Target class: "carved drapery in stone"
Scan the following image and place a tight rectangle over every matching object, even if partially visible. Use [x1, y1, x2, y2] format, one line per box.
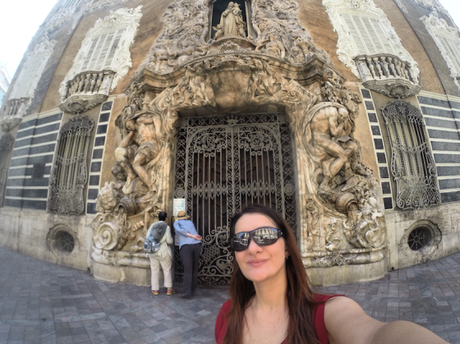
[421, 11, 460, 89]
[382, 99, 440, 209]
[59, 6, 143, 108]
[322, 0, 420, 95]
[91, 0, 386, 275]
[48, 115, 94, 215]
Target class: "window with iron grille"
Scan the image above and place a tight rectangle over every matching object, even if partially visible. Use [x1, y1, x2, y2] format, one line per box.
[48, 115, 94, 215]
[381, 99, 440, 209]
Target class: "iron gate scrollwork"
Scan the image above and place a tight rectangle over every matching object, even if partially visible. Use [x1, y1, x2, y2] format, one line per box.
[173, 113, 297, 285]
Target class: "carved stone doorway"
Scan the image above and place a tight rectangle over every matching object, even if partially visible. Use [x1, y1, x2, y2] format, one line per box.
[173, 113, 297, 285]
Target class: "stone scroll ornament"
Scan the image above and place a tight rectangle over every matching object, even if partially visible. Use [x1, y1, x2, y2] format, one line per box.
[92, 0, 386, 269]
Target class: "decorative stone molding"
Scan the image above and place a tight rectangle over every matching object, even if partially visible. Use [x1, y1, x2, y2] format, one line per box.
[85, 0, 129, 13]
[59, 70, 115, 114]
[322, 0, 419, 80]
[1, 98, 31, 119]
[136, 0, 329, 77]
[421, 11, 460, 89]
[2, 36, 56, 119]
[59, 6, 143, 100]
[354, 54, 421, 98]
[408, 0, 444, 12]
[0, 118, 22, 133]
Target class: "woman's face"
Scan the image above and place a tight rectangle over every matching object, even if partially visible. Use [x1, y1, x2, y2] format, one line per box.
[234, 213, 287, 284]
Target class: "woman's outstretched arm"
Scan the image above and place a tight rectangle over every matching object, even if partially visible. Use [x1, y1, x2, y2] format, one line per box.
[324, 297, 449, 344]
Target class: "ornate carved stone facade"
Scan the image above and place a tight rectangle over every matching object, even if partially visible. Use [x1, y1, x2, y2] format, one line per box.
[91, 0, 386, 278]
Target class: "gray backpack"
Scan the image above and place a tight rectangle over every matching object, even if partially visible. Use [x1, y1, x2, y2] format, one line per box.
[144, 222, 168, 253]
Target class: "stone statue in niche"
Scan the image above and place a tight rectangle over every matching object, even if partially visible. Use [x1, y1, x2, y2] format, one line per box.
[213, 2, 246, 40]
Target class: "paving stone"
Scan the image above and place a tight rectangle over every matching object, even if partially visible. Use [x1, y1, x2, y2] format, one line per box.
[2, 246, 460, 343]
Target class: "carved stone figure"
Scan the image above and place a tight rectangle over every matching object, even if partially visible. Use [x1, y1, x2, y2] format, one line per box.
[307, 104, 356, 191]
[213, 2, 246, 39]
[91, 0, 387, 277]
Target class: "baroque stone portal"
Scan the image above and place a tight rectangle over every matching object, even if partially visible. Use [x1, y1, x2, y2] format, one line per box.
[92, 0, 387, 283]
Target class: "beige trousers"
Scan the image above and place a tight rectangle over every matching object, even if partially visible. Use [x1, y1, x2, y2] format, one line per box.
[149, 253, 173, 290]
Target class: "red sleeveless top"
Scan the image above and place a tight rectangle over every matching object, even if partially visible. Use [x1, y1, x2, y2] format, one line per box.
[215, 294, 340, 344]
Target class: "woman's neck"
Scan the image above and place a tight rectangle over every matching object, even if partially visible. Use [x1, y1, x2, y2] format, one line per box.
[251, 275, 287, 311]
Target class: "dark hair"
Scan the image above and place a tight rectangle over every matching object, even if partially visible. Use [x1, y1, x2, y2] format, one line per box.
[223, 204, 321, 344]
[158, 211, 167, 221]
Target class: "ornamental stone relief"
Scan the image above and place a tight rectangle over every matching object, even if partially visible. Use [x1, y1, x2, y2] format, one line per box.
[421, 11, 460, 89]
[59, 6, 143, 103]
[92, 0, 386, 275]
[132, 0, 329, 78]
[0, 36, 56, 120]
[322, 0, 420, 85]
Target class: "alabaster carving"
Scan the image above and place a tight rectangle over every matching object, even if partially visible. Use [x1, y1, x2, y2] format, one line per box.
[60, 70, 115, 114]
[93, 59, 386, 269]
[91, 0, 386, 270]
[0, 118, 22, 133]
[86, 0, 129, 13]
[354, 54, 421, 98]
[213, 2, 247, 40]
[408, 0, 444, 12]
[59, 6, 143, 100]
[422, 11, 460, 89]
[322, 0, 420, 80]
[0, 98, 31, 120]
[137, 0, 328, 77]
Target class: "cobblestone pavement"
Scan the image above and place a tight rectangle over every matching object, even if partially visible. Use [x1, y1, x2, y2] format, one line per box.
[1, 245, 460, 344]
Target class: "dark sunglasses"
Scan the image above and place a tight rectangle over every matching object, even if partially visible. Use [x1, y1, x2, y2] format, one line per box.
[231, 226, 284, 251]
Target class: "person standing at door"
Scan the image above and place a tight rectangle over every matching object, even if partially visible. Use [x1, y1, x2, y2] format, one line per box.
[147, 211, 174, 296]
[174, 210, 202, 299]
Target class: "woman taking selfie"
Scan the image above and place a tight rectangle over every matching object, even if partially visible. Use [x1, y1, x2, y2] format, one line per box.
[215, 204, 447, 344]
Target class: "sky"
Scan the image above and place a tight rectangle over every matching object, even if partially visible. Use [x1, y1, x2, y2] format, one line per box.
[0, 0, 459, 79]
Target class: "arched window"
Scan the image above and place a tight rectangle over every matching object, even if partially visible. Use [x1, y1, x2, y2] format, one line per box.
[382, 99, 440, 209]
[48, 115, 94, 215]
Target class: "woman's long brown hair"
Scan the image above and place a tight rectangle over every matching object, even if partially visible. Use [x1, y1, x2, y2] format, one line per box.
[222, 204, 321, 344]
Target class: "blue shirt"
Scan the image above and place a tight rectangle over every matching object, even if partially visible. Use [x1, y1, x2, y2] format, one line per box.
[173, 219, 201, 248]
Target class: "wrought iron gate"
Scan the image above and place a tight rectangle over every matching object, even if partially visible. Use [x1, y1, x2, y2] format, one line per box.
[173, 113, 297, 285]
